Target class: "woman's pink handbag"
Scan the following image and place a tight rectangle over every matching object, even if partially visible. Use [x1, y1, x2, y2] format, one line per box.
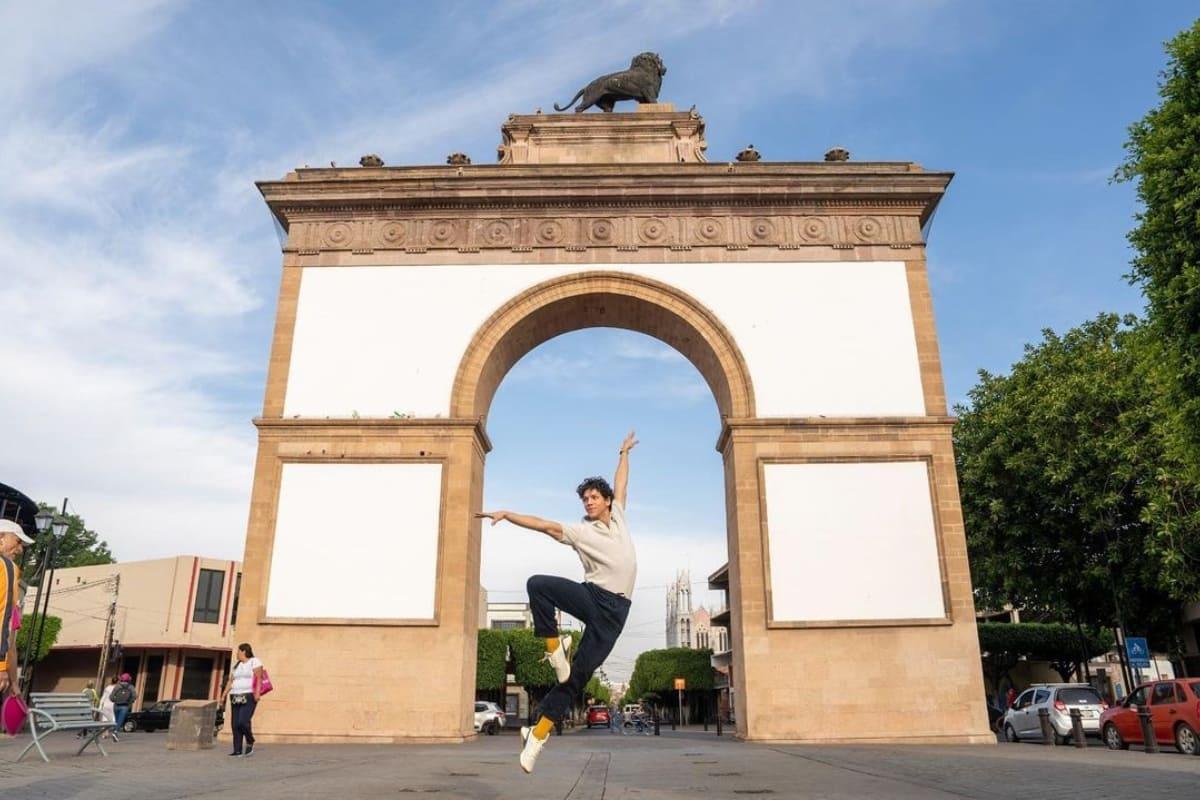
[2, 694, 28, 736]
[254, 668, 274, 697]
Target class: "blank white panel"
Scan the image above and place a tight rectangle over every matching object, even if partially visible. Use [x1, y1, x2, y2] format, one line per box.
[763, 461, 945, 622]
[267, 463, 442, 619]
[284, 262, 926, 419]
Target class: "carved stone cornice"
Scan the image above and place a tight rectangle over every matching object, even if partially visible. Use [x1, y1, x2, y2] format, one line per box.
[284, 212, 925, 254]
[259, 156, 951, 254]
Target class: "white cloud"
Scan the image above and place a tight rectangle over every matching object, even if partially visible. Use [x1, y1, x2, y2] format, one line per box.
[0, 0, 966, 583]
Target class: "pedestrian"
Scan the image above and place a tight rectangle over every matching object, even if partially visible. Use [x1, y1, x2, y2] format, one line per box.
[609, 706, 622, 734]
[1005, 686, 1018, 710]
[477, 431, 638, 774]
[109, 673, 135, 739]
[0, 520, 33, 700]
[77, 681, 101, 738]
[99, 676, 117, 738]
[220, 642, 263, 757]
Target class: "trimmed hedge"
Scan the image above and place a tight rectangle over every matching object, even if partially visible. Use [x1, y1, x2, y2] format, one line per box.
[476, 629, 508, 691]
[476, 628, 583, 690]
[977, 622, 1114, 662]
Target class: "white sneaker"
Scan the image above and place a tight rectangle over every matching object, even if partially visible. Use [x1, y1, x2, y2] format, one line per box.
[544, 636, 571, 684]
[519, 726, 548, 774]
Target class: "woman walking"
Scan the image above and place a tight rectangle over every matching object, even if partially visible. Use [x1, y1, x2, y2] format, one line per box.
[221, 643, 263, 757]
[109, 673, 135, 740]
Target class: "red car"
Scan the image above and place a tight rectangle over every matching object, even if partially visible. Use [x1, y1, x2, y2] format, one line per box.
[585, 706, 610, 728]
[1100, 679, 1200, 755]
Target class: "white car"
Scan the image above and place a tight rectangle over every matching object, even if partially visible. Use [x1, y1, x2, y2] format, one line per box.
[473, 701, 505, 735]
[1002, 683, 1107, 744]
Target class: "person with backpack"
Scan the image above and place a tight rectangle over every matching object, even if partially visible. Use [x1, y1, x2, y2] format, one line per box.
[110, 673, 135, 739]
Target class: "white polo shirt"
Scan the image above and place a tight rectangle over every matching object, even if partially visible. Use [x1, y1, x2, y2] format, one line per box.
[559, 500, 637, 598]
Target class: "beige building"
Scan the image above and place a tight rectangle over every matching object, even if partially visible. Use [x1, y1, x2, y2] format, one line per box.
[708, 563, 734, 722]
[24, 556, 241, 710]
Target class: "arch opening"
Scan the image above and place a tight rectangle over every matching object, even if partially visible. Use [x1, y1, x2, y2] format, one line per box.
[451, 272, 756, 426]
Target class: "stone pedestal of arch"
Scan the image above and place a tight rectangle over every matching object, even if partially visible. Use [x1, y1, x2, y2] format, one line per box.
[235, 106, 993, 744]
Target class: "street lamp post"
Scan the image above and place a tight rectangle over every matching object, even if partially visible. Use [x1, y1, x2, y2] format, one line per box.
[21, 503, 67, 700]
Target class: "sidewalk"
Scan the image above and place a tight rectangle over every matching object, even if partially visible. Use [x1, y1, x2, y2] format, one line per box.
[1, 726, 1198, 799]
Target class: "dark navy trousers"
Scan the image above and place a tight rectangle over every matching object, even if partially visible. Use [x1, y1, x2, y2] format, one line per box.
[527, 574, 631, 723]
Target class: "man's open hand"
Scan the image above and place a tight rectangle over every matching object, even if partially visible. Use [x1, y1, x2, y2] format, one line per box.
[475, 511, 508, 526]
[620, 431, 639, 454]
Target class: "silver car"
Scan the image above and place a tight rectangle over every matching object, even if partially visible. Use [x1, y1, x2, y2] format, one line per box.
[1002, 683, 1107, 744]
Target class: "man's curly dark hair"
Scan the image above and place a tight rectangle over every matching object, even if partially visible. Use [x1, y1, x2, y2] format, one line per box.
[576, 476, 614, 501]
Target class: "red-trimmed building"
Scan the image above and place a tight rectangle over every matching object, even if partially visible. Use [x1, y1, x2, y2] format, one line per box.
[23, 556, 241, 710]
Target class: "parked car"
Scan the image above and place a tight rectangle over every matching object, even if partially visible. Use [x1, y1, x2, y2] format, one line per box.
[473, 701, 505, 735]
[1100, 679, 1200, 755]
[1002, 683, 1106, 744]
[123, 699, 225, 733]
[585, 705, 610, 728]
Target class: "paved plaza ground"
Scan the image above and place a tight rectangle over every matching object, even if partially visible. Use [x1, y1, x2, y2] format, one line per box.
[2, 726, 1199, 799]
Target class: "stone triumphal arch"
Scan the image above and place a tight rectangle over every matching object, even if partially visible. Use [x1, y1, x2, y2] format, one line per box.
[238, 107, 992, 744]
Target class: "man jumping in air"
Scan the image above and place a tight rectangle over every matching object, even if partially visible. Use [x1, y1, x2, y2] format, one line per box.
[476, 431, 638, 774]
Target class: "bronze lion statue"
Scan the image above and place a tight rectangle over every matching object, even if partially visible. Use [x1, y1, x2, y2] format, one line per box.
[554, 52, 667, 113]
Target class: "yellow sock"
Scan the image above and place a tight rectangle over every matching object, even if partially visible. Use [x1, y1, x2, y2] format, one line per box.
[544, 637, 560, 653]
[532, 716, 554, 740]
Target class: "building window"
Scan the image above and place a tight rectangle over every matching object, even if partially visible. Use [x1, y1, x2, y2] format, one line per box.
[193, 569, 225, 624]
[491, 620, 525, 630]
[230, 573, 242, 626]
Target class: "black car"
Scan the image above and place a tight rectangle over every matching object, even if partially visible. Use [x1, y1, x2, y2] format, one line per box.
[123, 699, 225, 733]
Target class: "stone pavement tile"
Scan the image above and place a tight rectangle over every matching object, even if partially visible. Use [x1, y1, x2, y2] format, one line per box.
[2, 728, 1199, 799]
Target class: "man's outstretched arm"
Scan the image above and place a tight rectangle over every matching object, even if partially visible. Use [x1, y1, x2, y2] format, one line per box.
[476, 510, 564, 542]
[613, 430, 638, 508]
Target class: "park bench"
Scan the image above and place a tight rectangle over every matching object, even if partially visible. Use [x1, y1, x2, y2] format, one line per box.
[16, 692, 114, 763]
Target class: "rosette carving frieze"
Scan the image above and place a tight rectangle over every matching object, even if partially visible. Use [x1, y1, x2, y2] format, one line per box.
[290, 213, 922, 254]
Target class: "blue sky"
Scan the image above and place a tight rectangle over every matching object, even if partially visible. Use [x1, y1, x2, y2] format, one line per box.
[2, 1, 1195, 679]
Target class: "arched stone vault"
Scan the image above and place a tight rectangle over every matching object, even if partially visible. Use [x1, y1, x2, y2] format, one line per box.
[451, 271, 755, 424]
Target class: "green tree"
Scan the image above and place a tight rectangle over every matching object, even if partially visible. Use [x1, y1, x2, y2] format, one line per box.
[1116, 20, 1200, 598]
[626, 647, 713, 702]
[585, 676, 611, 705]
[955, 315, 1178, 646]
[29, 504, 115, 569]
[15, 614, 62, 662]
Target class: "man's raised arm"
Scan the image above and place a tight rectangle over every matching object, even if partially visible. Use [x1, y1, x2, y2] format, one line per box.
[476, 510, 565, 542]
[614, 430, 638, 508]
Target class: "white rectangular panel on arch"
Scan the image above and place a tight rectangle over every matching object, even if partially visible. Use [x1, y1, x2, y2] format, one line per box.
[283, 261, 925, 419]
[266, 462, 442, 621]
[762, 460, 946, 624]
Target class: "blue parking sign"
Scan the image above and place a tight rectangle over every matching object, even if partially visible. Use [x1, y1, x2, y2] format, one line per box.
[1126, 637, 1151, 668]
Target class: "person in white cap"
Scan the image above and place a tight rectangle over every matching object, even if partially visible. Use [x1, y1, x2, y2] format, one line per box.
[0, 519, 33, 697]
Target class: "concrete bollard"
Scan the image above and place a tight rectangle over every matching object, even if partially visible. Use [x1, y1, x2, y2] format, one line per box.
[1070, 708, 1087, 748]
[1038, 707, 1056, 745]
[166, 700, 218, 751]
[1137, 705, 1158, 753]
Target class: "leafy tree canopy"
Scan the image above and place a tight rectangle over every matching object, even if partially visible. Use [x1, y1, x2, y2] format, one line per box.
[29, 504, 115, 571]
[626, 647, 713, 702]
[1117, 20, 1200, 476]
[955, 315, 1181, 645]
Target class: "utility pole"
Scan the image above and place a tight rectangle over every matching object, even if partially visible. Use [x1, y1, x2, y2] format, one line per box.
[96, 575, 119, 689]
